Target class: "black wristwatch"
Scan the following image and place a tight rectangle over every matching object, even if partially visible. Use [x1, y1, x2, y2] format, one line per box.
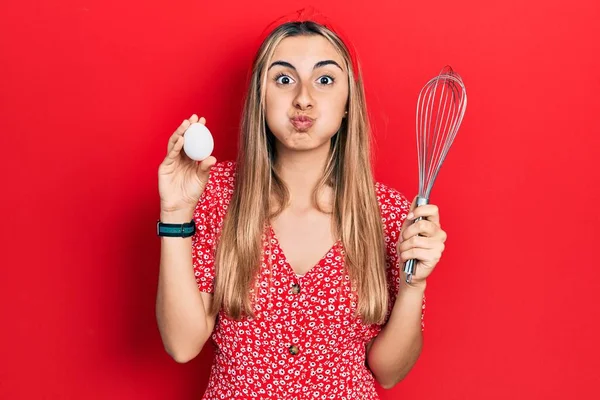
[156, 219, 196, 238]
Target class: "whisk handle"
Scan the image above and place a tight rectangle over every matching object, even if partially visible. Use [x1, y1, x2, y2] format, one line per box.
[403, 196, 429, 284]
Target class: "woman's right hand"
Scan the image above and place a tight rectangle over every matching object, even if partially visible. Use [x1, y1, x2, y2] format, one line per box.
[158, 114, 217, 220]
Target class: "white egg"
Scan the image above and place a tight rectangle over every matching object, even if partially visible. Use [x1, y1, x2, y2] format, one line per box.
[183, 122, 214, 161]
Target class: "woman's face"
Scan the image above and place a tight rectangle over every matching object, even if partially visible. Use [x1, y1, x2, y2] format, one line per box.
[265, 34, 349, 153]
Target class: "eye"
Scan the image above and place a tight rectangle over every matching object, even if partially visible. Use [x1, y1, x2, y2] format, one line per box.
[318, 75, 335, 85]
[274, 72, 295, 85]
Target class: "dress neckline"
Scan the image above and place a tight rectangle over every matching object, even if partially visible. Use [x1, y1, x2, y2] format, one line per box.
[267, 224, 341, 280]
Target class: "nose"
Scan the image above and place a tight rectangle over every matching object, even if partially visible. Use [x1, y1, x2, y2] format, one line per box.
[293, 81, 314, 111]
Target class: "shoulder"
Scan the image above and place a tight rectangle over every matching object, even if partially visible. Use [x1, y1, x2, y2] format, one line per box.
[207, 160, 236, 189]
[193, 160, 236, 218]
[202, 160, 236, 201]
[375, 181, 411, 219]
[374, 181, 411, 239]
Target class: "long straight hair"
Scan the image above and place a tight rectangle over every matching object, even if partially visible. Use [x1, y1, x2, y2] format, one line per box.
[211, 21, 388, 325]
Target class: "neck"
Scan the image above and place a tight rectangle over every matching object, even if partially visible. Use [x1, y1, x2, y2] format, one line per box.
[274, 141, 332, 210]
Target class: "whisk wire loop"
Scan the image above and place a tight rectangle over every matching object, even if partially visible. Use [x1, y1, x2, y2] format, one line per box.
[403, 66, 467, 284]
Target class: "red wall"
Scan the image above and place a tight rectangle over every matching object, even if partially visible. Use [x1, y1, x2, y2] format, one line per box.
[1, 0, 598, 398]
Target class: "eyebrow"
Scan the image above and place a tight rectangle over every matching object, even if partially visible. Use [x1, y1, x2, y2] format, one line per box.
[268, 60, 344, 73]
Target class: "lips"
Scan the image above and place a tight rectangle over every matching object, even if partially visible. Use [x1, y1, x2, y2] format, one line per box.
[290, 116, 314, 130]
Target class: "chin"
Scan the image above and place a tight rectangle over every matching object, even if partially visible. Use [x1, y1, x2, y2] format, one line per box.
[282, 134, 332, 152]
[283, 138, 317, 151]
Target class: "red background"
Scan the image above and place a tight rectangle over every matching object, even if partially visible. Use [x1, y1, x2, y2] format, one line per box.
[1, 0, 599, 398]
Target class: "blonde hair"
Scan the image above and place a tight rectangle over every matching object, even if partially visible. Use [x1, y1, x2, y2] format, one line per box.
[211, 21, 388, 325]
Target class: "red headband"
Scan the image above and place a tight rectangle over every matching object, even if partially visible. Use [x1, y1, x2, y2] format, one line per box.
[253, 6, 360, 82]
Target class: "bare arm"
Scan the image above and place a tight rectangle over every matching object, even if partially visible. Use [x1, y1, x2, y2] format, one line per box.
[156, 115, 218, 363]
[156, 210, 217, 363]
[366, 280, 426, 389]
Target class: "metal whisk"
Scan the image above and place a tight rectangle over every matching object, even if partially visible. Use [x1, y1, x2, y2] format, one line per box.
[403, 66, 467, 284]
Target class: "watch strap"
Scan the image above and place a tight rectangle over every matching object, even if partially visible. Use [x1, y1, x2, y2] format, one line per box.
[156, 219, 196, 237]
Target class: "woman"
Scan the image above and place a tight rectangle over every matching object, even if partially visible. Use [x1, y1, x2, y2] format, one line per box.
[156, 7, 447, 399]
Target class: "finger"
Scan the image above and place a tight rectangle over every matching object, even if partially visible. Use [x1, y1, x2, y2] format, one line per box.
[402, 219, 439, 241]
[181, 118, 191, 132]
[165, 135, 185, 164]
[190, 114, 199, 124]
[398, 235, 443, 253]
[167, 119, 192, 154]
[399, 196, 417, 243]
[410, 204, 440, 226]
[406, 195, 418, 216]
[401, 247, 442, 266]
[199, 116, 206, 125]
[399, 247, 433, 263]
[177, 118, 192, 134]
[196, 156, 217, 177]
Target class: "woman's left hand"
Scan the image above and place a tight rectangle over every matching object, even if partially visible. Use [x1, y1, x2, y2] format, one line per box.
[398, 196, 447, 288]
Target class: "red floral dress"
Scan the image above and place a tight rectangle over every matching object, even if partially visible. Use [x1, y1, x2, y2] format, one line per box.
[192, 161, 425, 400]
